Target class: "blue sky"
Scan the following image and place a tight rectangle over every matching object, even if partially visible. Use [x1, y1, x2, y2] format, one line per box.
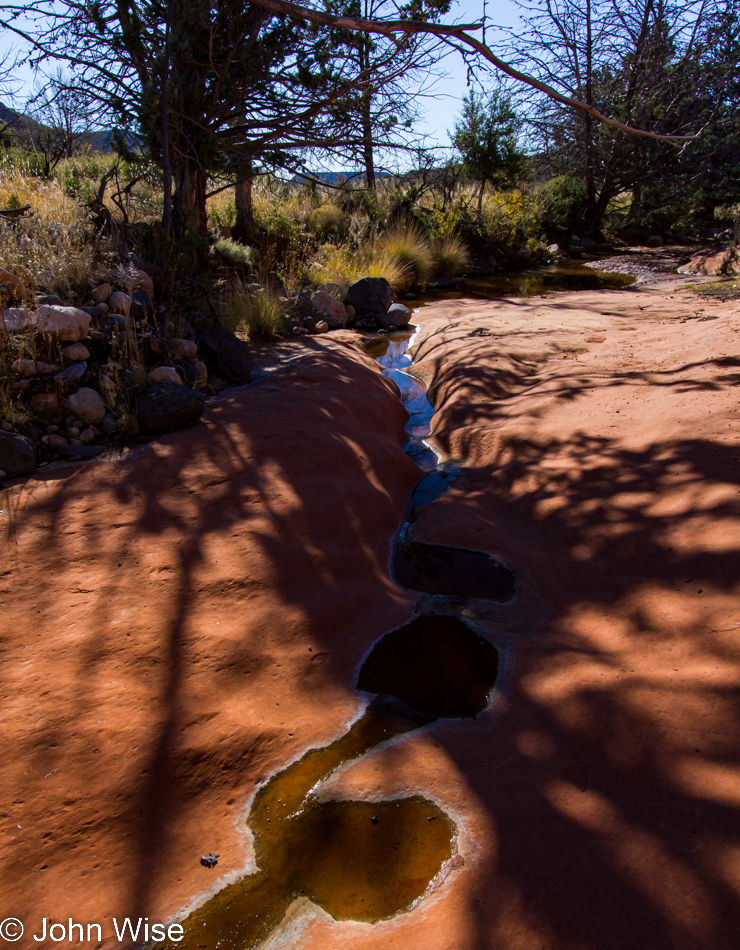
[415, 0, 521, 147]
[1, 0, 522, 150]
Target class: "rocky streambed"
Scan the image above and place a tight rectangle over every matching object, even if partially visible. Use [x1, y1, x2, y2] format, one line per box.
[2, 260, 740, 950]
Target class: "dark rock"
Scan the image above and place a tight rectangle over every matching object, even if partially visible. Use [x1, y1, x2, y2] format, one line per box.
[468, 258, 495, 276]
[174, 359, 198, 388]
[198, 325, 252, 384]
[84, 306, 109, 319]
[57, 444, 104, 459]
[346, 277, 393, 316]
[380, 303, 412, 329]
[36, 294, 63, 306]
[290, 292, 315, 315]
[427, 275, 455, 290]
[646, 235, 664, 247]
[0, 431, 36, 475]
[200, 852, 219, 869]
[579, 235, 598, 248]
[53, 362, 87, 385]
[302, 315, 317, 333]
[131, 288, 154, 323]
[137, 382, 205, 431]
[101, 413, 117, 435]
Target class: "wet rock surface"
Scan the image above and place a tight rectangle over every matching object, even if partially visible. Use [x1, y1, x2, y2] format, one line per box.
[393, 540, 515, 601]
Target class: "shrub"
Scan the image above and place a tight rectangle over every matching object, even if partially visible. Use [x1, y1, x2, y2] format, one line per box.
[432, 235, 470, 277]
[212, 237, 253, 268]
[307, 203, 346, 241]
[479, 189, 544, 248]
[375, 224, 434, 288]
[220, 285, 285, 340]
[537, 176, 588, 231]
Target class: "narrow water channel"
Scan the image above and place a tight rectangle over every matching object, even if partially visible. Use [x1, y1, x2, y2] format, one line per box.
[165, 262, 634, 949]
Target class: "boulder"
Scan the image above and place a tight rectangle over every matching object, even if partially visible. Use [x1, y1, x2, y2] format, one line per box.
[345, 277, 393, 316]
[344, 304, 356, 322]
[131, 288, 154, 323]
[0, 269, 22, 294]
[318, 281, 348, 301]
[0, 430, 36, 476]
[137, 382, 205, 431]
[174, 360, 198, 388]
[98, 373, 116, 394]
[580, 235, 598, 248]
[11, 359, 61, 376]
[44, 433, 69, 449]
[54, 362, 88, 385]
[108, 291, 131, 315]
[148, 365, 182, 386]
[2, 308, 34, 332]
[37, 294, 63, 306]
[646, 235, 664, 247]
[61, 343, 90, 361]
[379, 302, 412, 329]
[678, 247, 740, 277]
[90, 283, 112, 304]
[36, 305, 91, 342]
[67, 387, 106, 425]
[169, 338, 198, 359]
[194, 361, 208, 389]
[131, 268, 155, 295]
[31, 393, 60, 414]
[199, 325, 252, 384]
[313, 320, 329, 334]
[310, 290, 347, 329]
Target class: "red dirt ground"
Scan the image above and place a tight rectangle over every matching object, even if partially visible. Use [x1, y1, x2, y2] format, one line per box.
[2, 277, 740, 950]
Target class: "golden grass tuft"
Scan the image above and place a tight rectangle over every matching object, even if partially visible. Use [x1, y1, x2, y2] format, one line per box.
[375, 224, 434, 288]
[432, 234, 470, 277]
[307, 245, 409, 292]
[220, 284, 285, 340]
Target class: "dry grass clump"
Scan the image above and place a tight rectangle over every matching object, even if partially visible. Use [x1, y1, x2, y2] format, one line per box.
[220, 284, 285, 340]
[0, 170, 82, 227]
[307, 203, 346, 241]
[432, 234, 470, 277]
[307, 245, 408, 292]
[375, 224, 434, 288]
[0, 218, 114, 301]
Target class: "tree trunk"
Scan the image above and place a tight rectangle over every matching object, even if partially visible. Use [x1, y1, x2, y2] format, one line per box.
[359, 34, 376, 193]
[477, 178, 487, 212]
[233, 176, 258, 244]
[360, 88, 376, 192]
[172, 158, 208, 238]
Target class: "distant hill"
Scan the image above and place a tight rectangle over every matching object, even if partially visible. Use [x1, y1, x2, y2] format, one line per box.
[0, 99, 119, 152]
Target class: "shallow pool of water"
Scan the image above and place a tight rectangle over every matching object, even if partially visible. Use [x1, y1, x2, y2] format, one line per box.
[415, 263, 636, 304]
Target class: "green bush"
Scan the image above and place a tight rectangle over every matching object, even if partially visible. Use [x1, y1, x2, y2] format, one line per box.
[479, 189, 544, 248]
[212, 237, 253, 268]
[537, 176, 588, 231]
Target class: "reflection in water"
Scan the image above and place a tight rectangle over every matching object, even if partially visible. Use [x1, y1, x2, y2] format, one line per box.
[372, 334, 438, 473]
[417, 264, 636, 303]
[394, 540, 516, 602]
[165, 611, 502, 950]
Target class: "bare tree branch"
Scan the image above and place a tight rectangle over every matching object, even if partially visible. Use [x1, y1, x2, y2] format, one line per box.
[247, 0, 698, 146]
